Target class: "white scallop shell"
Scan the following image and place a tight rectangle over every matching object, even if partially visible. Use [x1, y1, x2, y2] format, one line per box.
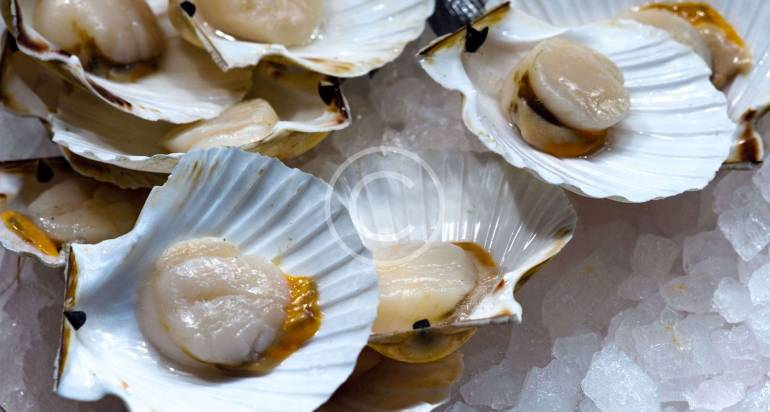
[2, 0, 251, 123]
[174, 0, 434, 76]
[508, 0, 769, 165]
[56, 148, 379, 412]
[419, 3, 737, 202]
[330, 149, 576, 327]
[0, 44, 351, 177]
[0, 158, 145, 267]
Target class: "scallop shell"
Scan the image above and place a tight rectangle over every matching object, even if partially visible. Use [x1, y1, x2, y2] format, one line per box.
[507, 0, 768, 166]
[171, 0, 434, 76]
[419, 2, 737, 202]
[0, 158, 146, 267]
[2, 0, 251, 123]
[320, 348, 464, 411]
[0, 41, 350, 178]
[329, 149, 576, 362]
[56, 148, 378, 412]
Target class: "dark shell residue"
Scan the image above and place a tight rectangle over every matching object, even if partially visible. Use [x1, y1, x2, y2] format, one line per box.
[429, 0, 487, 35]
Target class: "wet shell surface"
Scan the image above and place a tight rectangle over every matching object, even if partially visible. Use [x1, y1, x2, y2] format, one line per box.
[508, 0, 769, 166]
[420, 2, 737, 202]
[170, 0, 434, 76]
[56, 148, 378, 412]
[320, 348, 464, 411]
[2, 0, 251, 123]
[330, 150, 576, 361]
[0, 45, 350, 177]
[0, 158, 145, 267]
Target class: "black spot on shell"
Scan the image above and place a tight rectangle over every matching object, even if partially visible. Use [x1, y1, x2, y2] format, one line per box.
[412, 319, 431, 330]
[7, 37, 18, 53]
[64, 311, 87, 331]
[180, 1, 197, 17]
[318, 81, 337, 106]
[36, 160, 54, 183]
[464, 24, 489, 53]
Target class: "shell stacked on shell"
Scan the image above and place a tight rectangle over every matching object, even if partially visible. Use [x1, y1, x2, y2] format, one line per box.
[0, 1, 766, 411]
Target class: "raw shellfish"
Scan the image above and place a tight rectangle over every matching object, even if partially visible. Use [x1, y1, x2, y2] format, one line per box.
[57, 148, 378, 411]
[330, 150, 576, 362]
[0, 158, 145, 266]
[420, 3, 735, 202]
[168, 0, 435, 76]
[2, 0, 251, 123]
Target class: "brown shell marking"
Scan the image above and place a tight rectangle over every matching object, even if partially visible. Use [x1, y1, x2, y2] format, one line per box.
[733, 108, 765, 164]
[305, 57, 356, 75]
[55, 250, 79, 386]
[515, 226, 575, 292]
[641, 2, 745, 47]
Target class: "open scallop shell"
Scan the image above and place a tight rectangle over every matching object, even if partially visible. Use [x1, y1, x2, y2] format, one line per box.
[329, 149, 576, 362]
[1, 0, 251, 123]
[419, 2, 737, 202]
[56, 148, 378, 412]
[0, 158, 146, 267]
[508, 0, 768, 166]
[320, 348, 464, 411]
[171, 0, 434, 77]
[0, 39, 350, 178]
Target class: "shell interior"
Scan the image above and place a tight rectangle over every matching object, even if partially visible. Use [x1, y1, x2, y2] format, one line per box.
[56, 148, 378, 412]
[0, 158, 146, 267]
[420, 2, 736, 202]
[172, 0, 435, 76]
[0, 42, 351, 177]
[507, 0, 769, 166]
[2, 0, 251, 123]
[331, 150, 576, 358]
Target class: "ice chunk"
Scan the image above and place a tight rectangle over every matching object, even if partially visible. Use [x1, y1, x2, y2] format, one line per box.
[513, 359, 583, 412]
[542, 250, 628, 338]
[660, 273, 715, 314]
[748, 263, 770, 306]
[605, 306, 657, 358]
[682, 230, 734, 272]
[718, 197, 770, 261]
[661, 404, 688, 412]
[715, 171, 754, 213]
[631, 234, 680, 279]
[713, 278, 753, 323]
[738, 251, 770, 284]
[753, 157, 770, 202]
[460, 363, 522, 409]
[688, 256, 738, 283]
[725, 379, 770, 412]
[618, 274, 659, 301]
[684, 375, 746, 410]
[659, 307, 685, 327]
[633, 318, 723, 382]
[581, 346, 659, 412]
[746, 304, 770, 357]
[447, 402, 480, 412]
[578, 397, 602, 412]
[711, 326, 765, 387]
[552, 329, 601, 373]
